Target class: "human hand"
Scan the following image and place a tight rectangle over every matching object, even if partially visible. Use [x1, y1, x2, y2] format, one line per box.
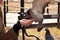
[20, 19, 34, 26]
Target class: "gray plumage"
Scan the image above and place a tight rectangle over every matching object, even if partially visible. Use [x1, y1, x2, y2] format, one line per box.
[26, 0, 57, 32]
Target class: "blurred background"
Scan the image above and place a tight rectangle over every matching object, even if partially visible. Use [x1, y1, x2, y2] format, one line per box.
[1, 0, 60, 40]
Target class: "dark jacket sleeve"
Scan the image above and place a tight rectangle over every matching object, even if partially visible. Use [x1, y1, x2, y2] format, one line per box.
[13, 21, 22, 36]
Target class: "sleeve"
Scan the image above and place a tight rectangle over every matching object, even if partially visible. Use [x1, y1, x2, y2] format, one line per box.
[0, 29, 18, 40]
[0, 22, 22, 40]
[13, 21, 22, 36]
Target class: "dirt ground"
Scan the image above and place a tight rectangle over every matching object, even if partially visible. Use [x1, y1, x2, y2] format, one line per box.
[5, 27, 60, 40]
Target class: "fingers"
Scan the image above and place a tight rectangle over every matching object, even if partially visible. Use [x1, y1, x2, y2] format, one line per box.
[19, 19, 34, 26]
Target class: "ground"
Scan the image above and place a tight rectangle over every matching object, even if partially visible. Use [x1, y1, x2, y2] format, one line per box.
[5, 27, 60, 40]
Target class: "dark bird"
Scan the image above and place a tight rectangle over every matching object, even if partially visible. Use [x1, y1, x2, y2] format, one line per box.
[45, 29, 54, 40]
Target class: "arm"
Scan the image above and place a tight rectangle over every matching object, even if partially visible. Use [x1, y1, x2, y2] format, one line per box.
[0, 19, 34, 40]
[0, 28, 18, 40]
[0, 22, 21, 40]
[13, 19, 34, 36]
